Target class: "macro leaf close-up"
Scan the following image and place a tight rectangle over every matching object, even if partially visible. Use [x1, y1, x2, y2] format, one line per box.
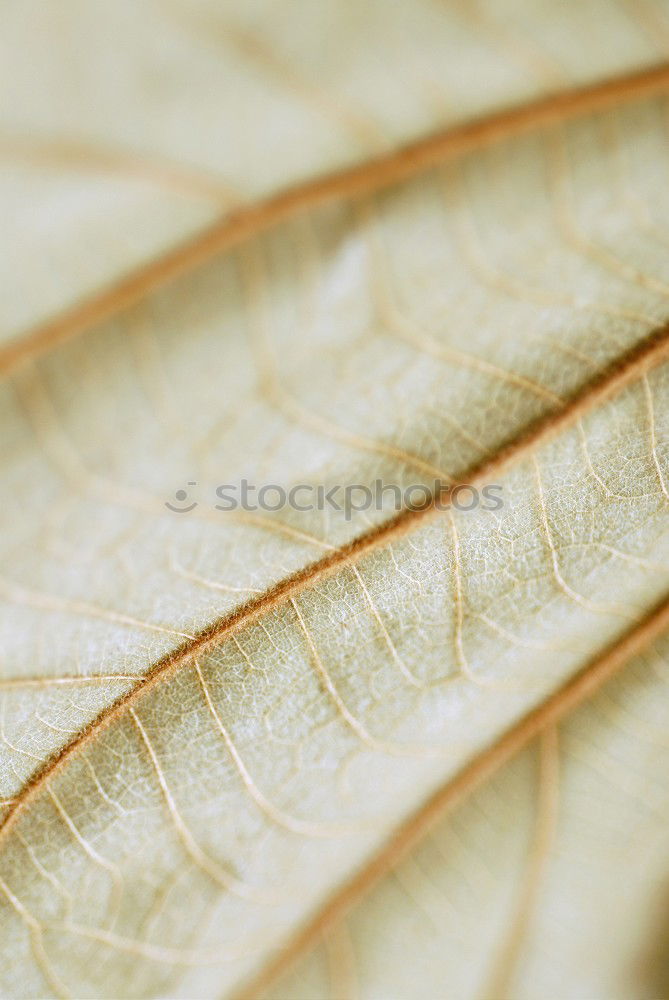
[4, 2, 669, 998]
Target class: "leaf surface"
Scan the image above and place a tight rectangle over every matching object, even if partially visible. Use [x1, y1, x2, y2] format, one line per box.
[2, 0, 668, 342]
[3, 4, 669, 998]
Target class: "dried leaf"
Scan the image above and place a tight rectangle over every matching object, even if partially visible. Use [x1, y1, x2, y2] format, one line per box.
[3, 3, 669, 998]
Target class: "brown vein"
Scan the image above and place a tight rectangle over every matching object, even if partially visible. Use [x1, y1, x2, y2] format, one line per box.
[2, 322, 669, 845]
[130, 708, 281, 905]
[0, 873, 69, 998]
[2, 62, 669, 377]
[324, 921, 358, 1000]
[193, 657, 374, 837]
[0, 674, 142, 690]
[0, 134, 241, 204]
[236, 593, 669, 1000]
[480, 726, 560, 999]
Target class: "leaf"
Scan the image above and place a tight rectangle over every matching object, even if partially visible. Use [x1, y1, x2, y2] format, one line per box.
[3, 3, 669, 998]
[268, 636, 669, 1000]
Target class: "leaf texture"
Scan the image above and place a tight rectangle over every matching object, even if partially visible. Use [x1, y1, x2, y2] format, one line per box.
[267, 633, 669, 999]
[4, 3, 669, 998]
[3, 0, 669, 344]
